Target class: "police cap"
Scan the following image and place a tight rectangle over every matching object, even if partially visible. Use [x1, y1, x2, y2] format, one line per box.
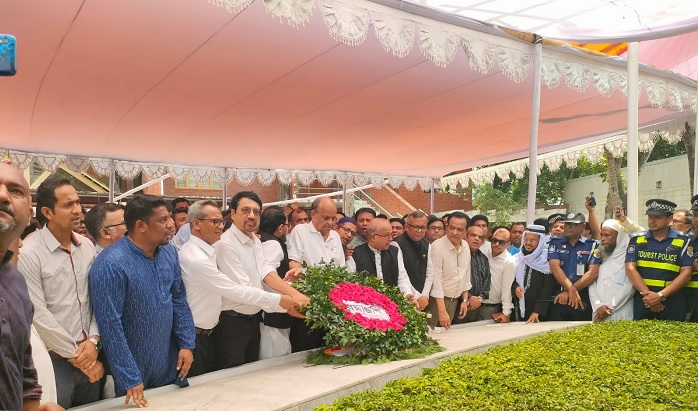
[645, 198, 677, 216]
[691, 194, 698, 211]
[562, 211, 585, 224]
[548, 213, 565, 225]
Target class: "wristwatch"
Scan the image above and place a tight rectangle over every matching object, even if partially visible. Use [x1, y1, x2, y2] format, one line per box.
[657, 291, 667, 302]
[88, 337, 101, 352]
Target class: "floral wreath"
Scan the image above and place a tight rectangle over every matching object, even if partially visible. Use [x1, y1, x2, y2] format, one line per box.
[297, 262, 441, 364]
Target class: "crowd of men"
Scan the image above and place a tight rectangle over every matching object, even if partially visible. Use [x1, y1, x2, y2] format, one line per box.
[2, 162, 698, 409]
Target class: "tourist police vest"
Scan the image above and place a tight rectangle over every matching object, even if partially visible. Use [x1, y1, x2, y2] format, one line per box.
[688, 238, 698, 295]
[351, 243, 399, 287]
[260, 231, 293, 329]
[633, 233, 687, 290]
[393, 234, 428, 291]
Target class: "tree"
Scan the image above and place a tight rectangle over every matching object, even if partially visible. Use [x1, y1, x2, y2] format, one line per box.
[471, 183, 525, 226]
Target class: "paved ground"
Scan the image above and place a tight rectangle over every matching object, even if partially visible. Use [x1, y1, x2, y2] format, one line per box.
[75, 321, 587, 410]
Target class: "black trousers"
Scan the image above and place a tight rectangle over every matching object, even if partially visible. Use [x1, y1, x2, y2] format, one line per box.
[214, 311, 261, 370]
[189, 331, 217, 378]
[289, 317, 325, 353]
[52, 357, 101, 409]
[549, 290, 592, 321]
[634, 291, 685, 321]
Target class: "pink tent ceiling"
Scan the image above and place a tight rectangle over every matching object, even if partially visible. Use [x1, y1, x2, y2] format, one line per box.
[0, 0, 695, 184]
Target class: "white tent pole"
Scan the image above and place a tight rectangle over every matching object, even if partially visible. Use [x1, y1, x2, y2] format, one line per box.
[694, 78, 698, 196]
[627, 42, 639, 222]
[113, 173, 171, 202]
[526, 40, 543, 225]
[264, 183, 376, 207]
[342, 173, 348, 214]
[222, 168, 229, 211]
[108, 167, 115, 203]
[430, 179, 435, 215]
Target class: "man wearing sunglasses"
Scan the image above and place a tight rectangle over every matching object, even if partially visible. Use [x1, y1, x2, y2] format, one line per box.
[393, 211, 432, 311]
[84, 203, 126, 255]
[485, 227, 517, 323]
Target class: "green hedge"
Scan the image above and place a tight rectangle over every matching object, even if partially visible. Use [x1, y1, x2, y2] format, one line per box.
[317, 321, 698, 411]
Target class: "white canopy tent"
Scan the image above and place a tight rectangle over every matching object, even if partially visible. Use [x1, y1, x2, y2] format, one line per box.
[1, 0, 697, 209]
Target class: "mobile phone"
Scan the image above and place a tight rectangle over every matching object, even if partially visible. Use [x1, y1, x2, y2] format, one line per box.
[0, 34, 17, 76]
[588, 192, 596, 207]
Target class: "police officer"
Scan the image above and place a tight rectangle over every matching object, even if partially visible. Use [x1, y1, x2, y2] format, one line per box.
[548, 211, 600, 321]
[548, 213, 566, 237]
[685, 195, 698, 321]
[626, 199, 693, 321]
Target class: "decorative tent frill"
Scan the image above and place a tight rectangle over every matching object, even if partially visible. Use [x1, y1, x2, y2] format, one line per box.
[441, 118, 695, 188]
[0, 149, 434, 192]
[211, 0, 697, 109]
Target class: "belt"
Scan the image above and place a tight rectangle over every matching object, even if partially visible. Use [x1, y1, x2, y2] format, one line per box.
[221, 310, 262, 320]
[195, 327, 214, 336]
[444, 296, 460, 301]
[481, 303, 501, 307]
[643, 278, 673, 288]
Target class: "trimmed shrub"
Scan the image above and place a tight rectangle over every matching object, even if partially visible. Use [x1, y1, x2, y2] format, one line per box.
[317, 321, 698, 410]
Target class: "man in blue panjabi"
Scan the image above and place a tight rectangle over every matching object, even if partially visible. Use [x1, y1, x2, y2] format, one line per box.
[89, 195, 195, 407]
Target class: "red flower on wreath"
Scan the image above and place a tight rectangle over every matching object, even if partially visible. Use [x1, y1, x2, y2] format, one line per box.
[328, 282, 407, 332]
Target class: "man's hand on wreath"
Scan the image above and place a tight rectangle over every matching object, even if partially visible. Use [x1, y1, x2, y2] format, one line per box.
[284, 267, 303, 282]
[292, 292, 310, 309]
[287, 306, 306, 319]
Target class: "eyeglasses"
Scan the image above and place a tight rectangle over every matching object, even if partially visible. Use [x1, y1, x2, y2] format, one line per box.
[103, 221, 126, 230]
[429, 226, 444, 232]
[197, 218, 225, 227]
[239, 207, 261, 217]
[338, 226, 357, 236]
[672, 219, 690, 225]
[563, 222, 581, 227]
[406, 222, 427, 232]
[491, 238, 509, 246]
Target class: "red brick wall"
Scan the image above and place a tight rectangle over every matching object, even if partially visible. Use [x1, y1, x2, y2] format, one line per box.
[363, 187, 471, 217]
[143, 178, 286, 205]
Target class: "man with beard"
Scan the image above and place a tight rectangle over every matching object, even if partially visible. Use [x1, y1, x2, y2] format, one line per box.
[89, 195, 195, 407]
[19, 179, 102, 408]
[625, 199, 693, 321]
[589, 220, 635, 321]
[512, 225, 555, 323]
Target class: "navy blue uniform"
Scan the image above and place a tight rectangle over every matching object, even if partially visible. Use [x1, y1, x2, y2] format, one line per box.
[682, 237, 698, 321]
[547, 236, 600, 321]
[626, 229, 692, 321]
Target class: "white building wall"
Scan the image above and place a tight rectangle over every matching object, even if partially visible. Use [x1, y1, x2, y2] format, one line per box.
[564, 155, 692, 220]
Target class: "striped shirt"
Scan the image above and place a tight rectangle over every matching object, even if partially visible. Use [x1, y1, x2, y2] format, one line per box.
[469, 249, 491, 299]
[18, 226, 97, 358]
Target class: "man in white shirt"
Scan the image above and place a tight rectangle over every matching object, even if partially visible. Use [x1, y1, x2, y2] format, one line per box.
[347, 218, 416, 300]
[19, 178, 103, 409]
[485, 227, 517, 323]
[214, 193, 302, 370]
[286, 197, 344, 351]
[426, 211, 472, 329]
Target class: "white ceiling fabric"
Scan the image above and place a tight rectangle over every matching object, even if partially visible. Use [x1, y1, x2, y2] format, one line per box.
[0, 0, 696, 189]
[404, 0, 698, 42]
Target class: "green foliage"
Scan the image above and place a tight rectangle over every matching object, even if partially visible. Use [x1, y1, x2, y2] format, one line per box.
[296, 262, 442, 365]
[471, 182, 525, 226]
[317, 321, 698, 410]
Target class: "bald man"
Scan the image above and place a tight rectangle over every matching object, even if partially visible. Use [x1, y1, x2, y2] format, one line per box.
[286, 197, 345, 352]
[347, 219, 417, 300]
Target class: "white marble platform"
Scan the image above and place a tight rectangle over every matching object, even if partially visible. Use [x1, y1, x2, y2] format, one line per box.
[75, 321, 587, 411]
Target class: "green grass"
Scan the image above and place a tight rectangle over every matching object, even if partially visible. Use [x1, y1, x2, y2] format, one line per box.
[317, 321, 698, 411]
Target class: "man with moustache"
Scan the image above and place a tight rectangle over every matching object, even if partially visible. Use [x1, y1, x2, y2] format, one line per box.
[89, 195, 196, 407]
[486, 227, 516, 323]
[215, 192, 303, 367]
[348, 207, 376, 248]
[0, 162, 63, 411]
[335, 217, 357, 260]
[19, 179, 102, 408]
